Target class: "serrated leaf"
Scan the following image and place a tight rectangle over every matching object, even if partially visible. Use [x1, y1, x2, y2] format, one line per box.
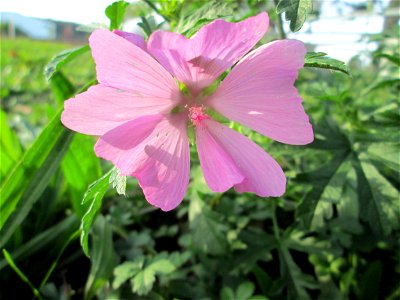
[304, 52, 351, 76]
[189, 190, 229, 254]
[112, 257, 145, 289]
[276, 0, 312, 32]
[80, 169, 112, 257]
[109, 167, 126, 195]
[44, 45, 90, 81]
[132, 268, 156, 296]
[105, 0, 129, 30]
[176, 0, 235, 36]
[296, 152, 350, 229]
[354, 159, 400, 236]
[131, 256, 175, 296]
[278, 245, 315, 299]
[84, 215, 117, 300]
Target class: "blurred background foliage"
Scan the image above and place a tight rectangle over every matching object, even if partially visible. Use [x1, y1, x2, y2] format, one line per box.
[0, 0, 399, 299]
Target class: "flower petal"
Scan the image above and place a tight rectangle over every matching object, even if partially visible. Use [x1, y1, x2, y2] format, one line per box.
[113, 30, 147, 51]
[206, 40, 313, 145]
[147, 12, 269, 95]
[61, 85, 176, 135]
[94, 114, 190, 211]
[196, 119, 286, 197]
[196, 122, 245, 192]
[89, 29, 180, 99]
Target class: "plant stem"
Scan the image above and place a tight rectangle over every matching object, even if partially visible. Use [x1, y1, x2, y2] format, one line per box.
[142, 0, 170, 22]
[273, 0, 286, 39]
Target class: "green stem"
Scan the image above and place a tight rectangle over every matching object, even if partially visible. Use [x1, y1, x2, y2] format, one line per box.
[271, 203, 281, 242]
[273, 0, 286, 39]
[142, 0, 170, 22]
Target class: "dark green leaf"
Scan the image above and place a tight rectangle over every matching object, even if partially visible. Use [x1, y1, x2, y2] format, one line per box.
[0, 215, 78, 270]
[278, 245, 314, 299]
[44, 45, 90, 81]
[354, 159, 399, 236]
[2, 249, 42, 299]
[189, 191, 229, 254]
[105, 1, 129, 30]
[296, 152, 350, 229]
[80, 169, 112, 257]
[84, 215, 117, 300]
[374, 53, 400, 66]
[304, 52, 351, 76]
[276, 0, 313, 32]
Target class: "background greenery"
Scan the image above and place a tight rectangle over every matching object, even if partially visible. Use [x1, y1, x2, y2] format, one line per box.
[1, 0, 399, 299]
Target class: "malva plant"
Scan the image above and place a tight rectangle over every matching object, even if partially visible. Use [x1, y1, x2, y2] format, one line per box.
[61, 12, 313, 211]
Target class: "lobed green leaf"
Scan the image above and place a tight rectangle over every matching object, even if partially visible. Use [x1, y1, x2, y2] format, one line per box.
[304, 52, 351, 76]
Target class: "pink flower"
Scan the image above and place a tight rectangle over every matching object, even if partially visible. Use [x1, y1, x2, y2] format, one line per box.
[61, 12, 313, 211]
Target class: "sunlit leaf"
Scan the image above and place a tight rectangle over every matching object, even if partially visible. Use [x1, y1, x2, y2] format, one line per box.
[44, 45, 90, 81]
[176, 0, 235, 36]
[0, 74, 75, 247]
[109, 167, 126, 196]
[80, 169, 112, 257]
[132, 256, 176, 296]
[0, 110, 22, 182]
[105, 0, 129, 30]
[113, 257, 144, 289]
[304, 52, 351, 76]
[276, 0, 313, 32]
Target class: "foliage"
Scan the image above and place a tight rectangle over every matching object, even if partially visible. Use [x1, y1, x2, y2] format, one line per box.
[1, 1, 399, 299]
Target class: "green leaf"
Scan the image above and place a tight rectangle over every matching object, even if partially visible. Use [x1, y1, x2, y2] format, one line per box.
[236, 281, 255, 300]
[374, 52, 400, 66]
[296, 152, 350, 229]
[278, 245, 314, 299]
[2, 249, 43, 299]
[276, 0, 313, 32]
[0, 110, 22, 182]
[105, 0, 129, 30]
[304, 52, 351, 76]
[176, 0, 235, 37]
[80, 169, 112, 257]
[132, 267, 156, 296]
[61, 134, 102, 216]
[0, 72, 75, 246]
[220, 287, 235, 300]
[109, 167, 126, 196]
[0, 215, 79, 270]
[84, 215, 117, 300]
[354, 159, 400, 236]
[0, 113, 73, 247]
[131, 256, 175, 296]
[44, 45, 90, 81]
[113, 257, 145, 289]
[189, 190, 228, 255]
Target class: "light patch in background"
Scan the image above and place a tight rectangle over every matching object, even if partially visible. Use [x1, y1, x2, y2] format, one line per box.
[1, 0, 115, 24]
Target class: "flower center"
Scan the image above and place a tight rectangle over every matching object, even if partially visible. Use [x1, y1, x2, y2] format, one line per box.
[187, 105, 209, 126]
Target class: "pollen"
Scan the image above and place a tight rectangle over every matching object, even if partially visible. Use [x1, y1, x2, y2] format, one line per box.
[188, 105, 209, 126]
